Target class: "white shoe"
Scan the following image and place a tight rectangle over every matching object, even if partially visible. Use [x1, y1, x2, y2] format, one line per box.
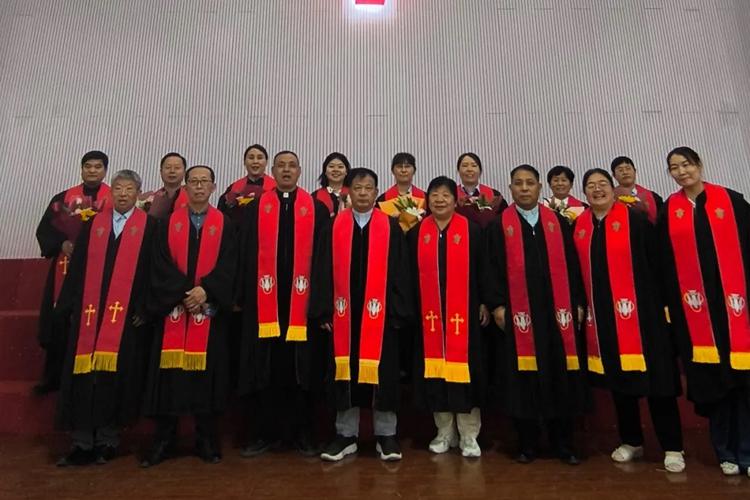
[428, 433, 459, 454]
[611, 444, 644, 463]
[720, 461, 740, 476]
[459, 437, 481, 458]
[664, 451, 685, 473]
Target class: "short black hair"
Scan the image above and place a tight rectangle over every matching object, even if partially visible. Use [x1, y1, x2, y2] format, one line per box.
[391, 152, 416, 171]
[160, 152, 187, 169]
[582, 168, 614, 190]
[456, 152, 482, 172]
[510, 164, 540, 181]
[244, 144, 268, 161]
[273, 150, 299, 164]
[547, 165, 574, 184]
[318, 152, 351, 187]
[345, 167, 378, 188]
[427, 176, 457, 200]
[186, 165, 216, 183]
[667, 146, 702, 168]
[610, 156, 635, 174]
[81, 150, 109, 169]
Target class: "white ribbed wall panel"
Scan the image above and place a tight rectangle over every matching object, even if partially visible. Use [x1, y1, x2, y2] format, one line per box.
[2, 0, 750, 258]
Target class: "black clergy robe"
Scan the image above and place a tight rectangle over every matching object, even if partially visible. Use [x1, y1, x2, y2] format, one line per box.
[407, 218, 486, 413]
[55, 212, 156, 430]
[143, 212, 237, 416]
[658, 188, 750, 413]
[582, 209, 680, 397]
[236, 189, 331, 396]
[484, 211, 589, 419]
[35, 183, 108, 389]
[312, 188, 345, 218]
[310, 214, 413, 412]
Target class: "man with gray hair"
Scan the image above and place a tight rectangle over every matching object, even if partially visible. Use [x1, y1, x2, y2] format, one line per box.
[54, 169, 157, 466]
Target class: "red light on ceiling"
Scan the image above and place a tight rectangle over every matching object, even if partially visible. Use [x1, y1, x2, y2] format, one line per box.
[355, 0, 386, 4]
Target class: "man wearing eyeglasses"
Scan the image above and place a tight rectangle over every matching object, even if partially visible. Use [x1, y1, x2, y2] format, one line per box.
[141, 165, 237, 467]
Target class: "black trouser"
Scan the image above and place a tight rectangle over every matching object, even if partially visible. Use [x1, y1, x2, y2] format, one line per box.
[252, 386, 314, 442]
[513, 417, 575, 455]
[708, 387, 750, 469]
[40, 335, 66, 390]
[154, 414, 218, 446]
[611, 391, 683, 451]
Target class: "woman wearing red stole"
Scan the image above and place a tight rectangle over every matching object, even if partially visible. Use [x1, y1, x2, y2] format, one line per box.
[312, 152, 351, 217]
[657, 147, 750, 477]
[376, 152, 426, 203]
[485, 165, 589, 465]
[543, 165, 587, 224]
[217, 144, 276, 226]
[455, 152, 507, 227]
[575, 168, 685, 472]
[407, 176, 488, 458]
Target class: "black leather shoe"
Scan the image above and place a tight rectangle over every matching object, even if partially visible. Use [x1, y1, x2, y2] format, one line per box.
[196, 438, 222, 464]
[294, 433, 319, 457]
[56, 447, 95, 467]
[240, 438, 279, 458]
[95, 445, 117, 464]
[559, 452, 582, 466]
[515, 450, 536, 464]
[140, 440, 173, 468]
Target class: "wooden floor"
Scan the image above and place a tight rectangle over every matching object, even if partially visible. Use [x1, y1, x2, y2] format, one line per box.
[2, 431, 748, 499]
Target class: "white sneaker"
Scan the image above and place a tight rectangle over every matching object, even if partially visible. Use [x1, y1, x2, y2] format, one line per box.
[428, 433, 459, 454]
[664, 451, 685, 473]
[459, 437, 481, 458]
[611, 444, 644, 463]
[720, 461, 740, 476]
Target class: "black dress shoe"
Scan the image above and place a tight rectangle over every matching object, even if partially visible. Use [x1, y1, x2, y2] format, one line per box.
[240, 438, 278, 458]
[294, 434, 319, 457]
[95, 445, 117, 464]
[56, 447, 95, 467]
[515, 450, 536, 464]
[559, 452, 581, 466]
[140, 440, 173, 468]
[196, 439, 222, 464]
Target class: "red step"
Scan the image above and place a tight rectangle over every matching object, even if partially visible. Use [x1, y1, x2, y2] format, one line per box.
[0, 311, 44, 381]
[0, 258, 48, 312]
[0, 381, 55, 435]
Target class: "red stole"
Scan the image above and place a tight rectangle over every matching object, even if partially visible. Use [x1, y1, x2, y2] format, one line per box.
[636, 185, 658, 224]
[502, 205, 579, 371]
[574, 202, 646, 374]
[418, 214, 471, 383]
[54, 184, 112, 304]
[315, 187, 348, 216]
[167, 187, 189, 211]
[73, 209, 147, 374]
[667, 184, 750, 369]
[160, 207, 224, 371]
[230, 175, 276, 202]
[332, 209, 390, 384]
[256, 190, 315, 341]
[566, 196, 585, 208]
[457, 184, 496, 201]
[383, 185, 425, 201]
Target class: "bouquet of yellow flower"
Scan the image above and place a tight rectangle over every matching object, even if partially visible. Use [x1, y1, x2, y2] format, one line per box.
[378, 195, 426, 232]
[545, 198, 585, 224]
[614, 187, 647, 213]
[52, 195, 107, 240]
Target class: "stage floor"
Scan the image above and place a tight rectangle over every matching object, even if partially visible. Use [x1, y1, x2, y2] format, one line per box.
[2, 432, 748, 499]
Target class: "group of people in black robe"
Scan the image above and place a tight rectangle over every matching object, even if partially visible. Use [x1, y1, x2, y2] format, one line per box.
[34, 145, 750, 479]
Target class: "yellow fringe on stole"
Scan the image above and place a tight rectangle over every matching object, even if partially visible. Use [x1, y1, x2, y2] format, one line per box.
[730, 352, 750, 370]
[517, 356, 538, 372]
[286, 325, 307, 342]
[692, 345, 720, 364]
[620, 354, 647, 372]
[92, 352, 118, 372]
[587, 356, 604, 374]
[424, 358, 444, 379]
[183, 352, 207, 371]
[160, 350, 184, 369]
[664, 306, 671, 324]
[358, 359, 379, 385]
[444, 362, 470, 383]
[73, 354, 93, 374]
[566, 355, 580, 371]
[335, 356, 351, 381]
[258, 322, 281, 338]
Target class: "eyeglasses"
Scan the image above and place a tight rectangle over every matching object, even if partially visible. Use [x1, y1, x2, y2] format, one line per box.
[187, 178, 213, 187]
